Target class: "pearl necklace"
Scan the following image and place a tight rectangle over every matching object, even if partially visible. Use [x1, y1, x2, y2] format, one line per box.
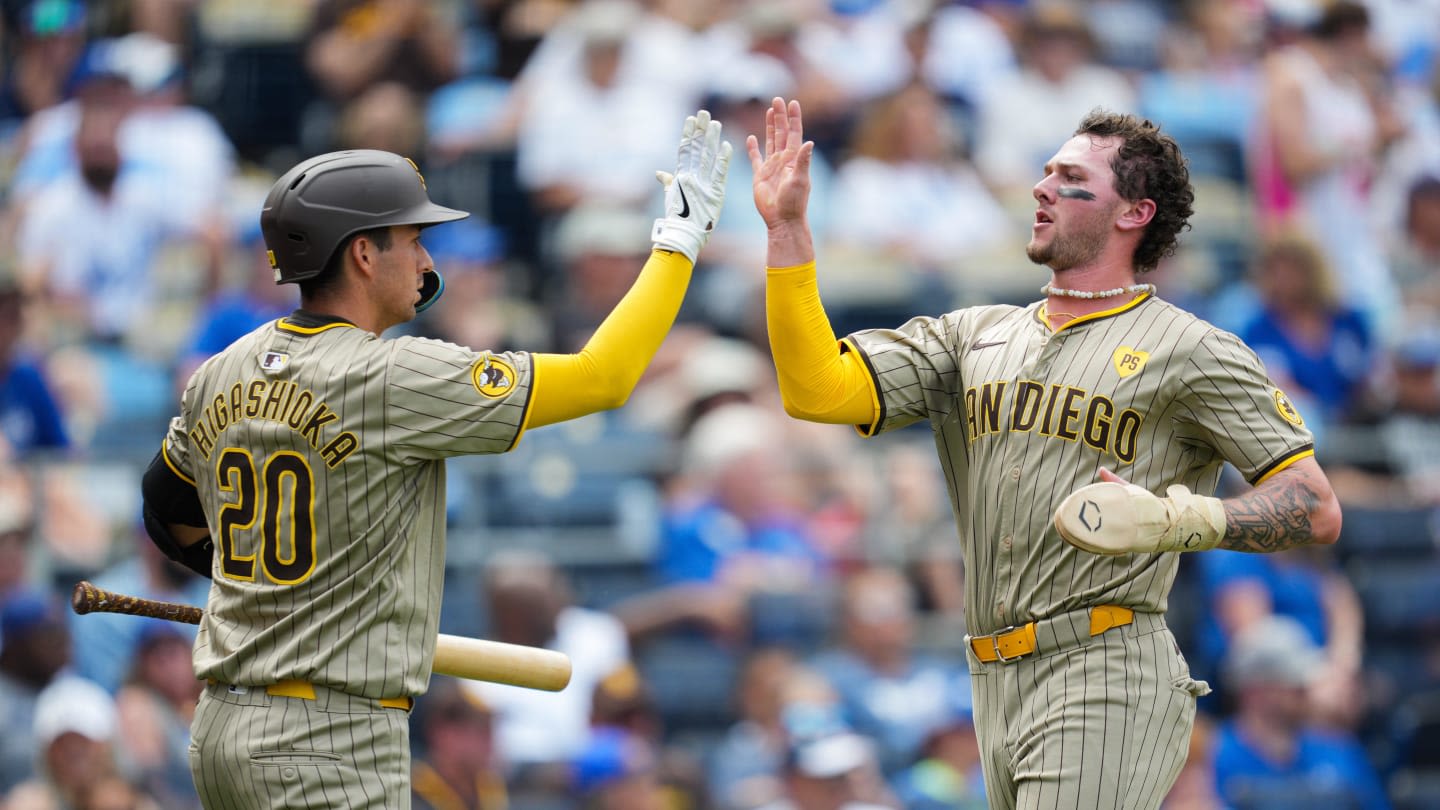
[1041, 282, 1156, 299]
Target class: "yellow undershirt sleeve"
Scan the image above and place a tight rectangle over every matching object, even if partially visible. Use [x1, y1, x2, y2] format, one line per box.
[766, 262, 878, 426]
[528, 249, 692, 428]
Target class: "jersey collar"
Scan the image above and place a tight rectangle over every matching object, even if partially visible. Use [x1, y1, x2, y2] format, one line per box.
[276, 309, 358, 335]
[1035, 292, 1153, 334]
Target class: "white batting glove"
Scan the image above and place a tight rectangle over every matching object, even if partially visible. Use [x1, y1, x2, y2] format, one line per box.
[1054, 482, 1226, 555]
[652, 109, 732, 264]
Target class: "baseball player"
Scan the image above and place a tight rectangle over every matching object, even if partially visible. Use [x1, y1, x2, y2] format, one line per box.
[749, 98, 1343, 809]
[138, 111, 731, 809]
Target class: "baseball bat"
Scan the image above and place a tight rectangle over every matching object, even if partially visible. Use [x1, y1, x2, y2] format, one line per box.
[71, 580, 572, 692]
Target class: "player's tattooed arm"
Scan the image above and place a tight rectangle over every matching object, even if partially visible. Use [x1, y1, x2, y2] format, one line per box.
[1217, 458, 1342, 552]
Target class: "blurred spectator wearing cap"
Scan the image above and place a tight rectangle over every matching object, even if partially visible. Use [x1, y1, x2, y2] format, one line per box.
[12, 31, 235, 219]
[7, 675, 126, 810]
[511, 0, 701, 215]
[807, 566, 969, 779]
[570, 727, 671, 810]
[756, 697, 899, 810]
[0, 587, 72, 794]
[972, 1, 1136, 205]
[0, 0, 88, 131]
[1250, 0, 1407, 336]
[13, 34, 234, 350]
[708, 647, 800, 809]
[890, 685, 984, 810]
[1389, 175, 1440, 334]
[545, 201, 656, 353]
[697, 53, 834, 335]
[68, 524, 207, 696]
[112, 620, 202, 810]
[588, 662, 707, 809]
[410, 676, 506, 810]
[465, 551, 631, 781]
[1377, 329, 1440, 503]
[825, 82, 1015, 323]
[1211, 615, 1390, 810]
[412, 217, 546, 352]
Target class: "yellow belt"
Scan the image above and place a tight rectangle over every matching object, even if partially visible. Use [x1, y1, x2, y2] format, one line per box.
[968, 605, 1135, 664]
[214, 679, 413, 711]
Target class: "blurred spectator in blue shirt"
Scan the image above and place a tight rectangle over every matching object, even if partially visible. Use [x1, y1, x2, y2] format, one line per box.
[67, 526, 207, 695]
[1239, 230, 1376, 437]
[890, 684, 986, 810]
[1138, 0, 1261, 184]
[807, 567, 970, 779]
[0, 271, 68, 456]
[659, 402, 826, 589]
[1212, 615, 1390, 810]
[112, 619, 203, 809]
[0, 587, 73, 794]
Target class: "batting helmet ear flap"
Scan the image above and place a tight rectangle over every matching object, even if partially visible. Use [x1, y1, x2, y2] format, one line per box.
[416, 270, 445, 313]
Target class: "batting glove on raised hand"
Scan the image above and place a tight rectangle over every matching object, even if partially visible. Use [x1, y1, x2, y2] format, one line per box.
[652, 109, 732, 264]
[1054, 482, 1226, 555]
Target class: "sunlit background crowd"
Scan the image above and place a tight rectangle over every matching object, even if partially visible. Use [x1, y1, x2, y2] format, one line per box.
[0, 0, 1437, 807]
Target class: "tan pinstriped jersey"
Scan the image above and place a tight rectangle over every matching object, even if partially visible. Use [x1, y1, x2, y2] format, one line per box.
[844, 294, 1314, 635]
[162, 312, 533, 698]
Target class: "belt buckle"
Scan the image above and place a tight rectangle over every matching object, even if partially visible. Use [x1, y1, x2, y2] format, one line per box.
[988, 625, 1027, 663]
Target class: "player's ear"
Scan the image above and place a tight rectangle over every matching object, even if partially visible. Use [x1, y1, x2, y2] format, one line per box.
[1116, 198, 1156, 232]
[347, 233, 379, 278]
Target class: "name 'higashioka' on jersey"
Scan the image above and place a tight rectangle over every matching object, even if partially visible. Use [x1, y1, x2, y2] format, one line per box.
[186, 378, 360, 468]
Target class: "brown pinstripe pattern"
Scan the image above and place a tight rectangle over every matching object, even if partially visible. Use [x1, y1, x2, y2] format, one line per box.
[190, 683, 411, 809]
[846, 293, 1313, 807]
[165, 313, 532, 808]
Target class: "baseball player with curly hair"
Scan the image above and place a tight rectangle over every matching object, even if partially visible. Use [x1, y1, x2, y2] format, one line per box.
[138, 111, 731, 808]
[749, 98, 1343, 809]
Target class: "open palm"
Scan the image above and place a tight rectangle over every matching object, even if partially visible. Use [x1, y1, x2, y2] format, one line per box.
[748, 98, 815, 228]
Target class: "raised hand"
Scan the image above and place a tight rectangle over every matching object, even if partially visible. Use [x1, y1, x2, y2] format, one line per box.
[748, 98, 815, 230]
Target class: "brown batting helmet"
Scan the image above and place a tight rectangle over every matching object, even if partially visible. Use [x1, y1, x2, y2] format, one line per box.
[260, 149, 468, 285]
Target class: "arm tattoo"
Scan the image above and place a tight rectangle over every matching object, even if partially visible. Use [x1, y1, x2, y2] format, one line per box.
[1217, 473, 1321, 553]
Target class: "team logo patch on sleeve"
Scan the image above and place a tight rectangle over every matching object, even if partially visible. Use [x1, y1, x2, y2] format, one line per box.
[1273, 389, 1305, 426]
[472, 354, 517, 399]
[1112, 346, 1149, 378]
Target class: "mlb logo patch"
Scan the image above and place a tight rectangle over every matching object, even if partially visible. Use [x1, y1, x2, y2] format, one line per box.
[260, 351, 290, 373]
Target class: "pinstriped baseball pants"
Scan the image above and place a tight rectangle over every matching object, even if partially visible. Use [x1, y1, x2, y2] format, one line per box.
[189, 682, 412, 809]
[967, 611, 1206, 809]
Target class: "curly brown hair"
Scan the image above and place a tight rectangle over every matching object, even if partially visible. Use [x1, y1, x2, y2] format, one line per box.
[1074, 110, 1194, 273]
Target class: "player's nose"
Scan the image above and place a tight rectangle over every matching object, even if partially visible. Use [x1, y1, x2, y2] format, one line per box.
[1033, 176, 1056, 203]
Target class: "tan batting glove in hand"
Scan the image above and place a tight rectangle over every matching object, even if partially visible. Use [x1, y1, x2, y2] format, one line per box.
[1054, 482, 1226, 555]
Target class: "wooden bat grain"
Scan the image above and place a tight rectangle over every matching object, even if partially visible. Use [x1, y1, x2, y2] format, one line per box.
[70, 581, 571, 692]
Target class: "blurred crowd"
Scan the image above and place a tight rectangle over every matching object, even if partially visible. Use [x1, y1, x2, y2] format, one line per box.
[0, 0, 1436, 807]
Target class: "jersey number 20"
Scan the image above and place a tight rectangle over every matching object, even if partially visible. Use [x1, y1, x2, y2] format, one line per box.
[215, 448, 317, 584]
